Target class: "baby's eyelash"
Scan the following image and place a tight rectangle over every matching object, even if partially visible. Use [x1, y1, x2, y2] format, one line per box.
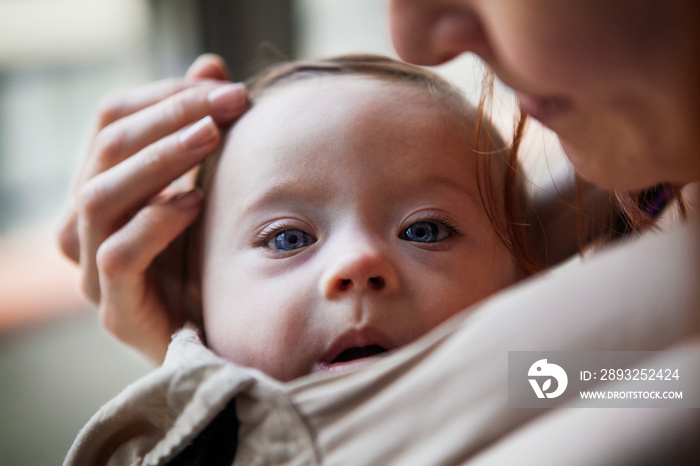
[254, 214, 463, 248]
[413, 213, 464, 236]
[253, 222, 297, 247]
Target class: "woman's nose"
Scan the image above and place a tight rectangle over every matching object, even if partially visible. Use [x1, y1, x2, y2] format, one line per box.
[389, 0, 490, 66]
[320, 248, 400, 300]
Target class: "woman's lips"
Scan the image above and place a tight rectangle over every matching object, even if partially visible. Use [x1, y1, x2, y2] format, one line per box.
[515, 91, 572, 123]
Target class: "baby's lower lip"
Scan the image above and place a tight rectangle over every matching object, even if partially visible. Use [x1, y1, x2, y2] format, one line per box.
[316, 356, 380, 373]
[516, 92, 572, 123]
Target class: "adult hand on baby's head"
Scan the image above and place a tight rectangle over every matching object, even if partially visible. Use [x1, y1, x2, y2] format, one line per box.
[57, 54, 248, 363]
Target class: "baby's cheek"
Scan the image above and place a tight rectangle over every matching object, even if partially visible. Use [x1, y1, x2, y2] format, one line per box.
[204, 291, 319, 381]
[430, 254, 515, 321]
[260, 303, 321, 381]
[204, 311, 264, 367]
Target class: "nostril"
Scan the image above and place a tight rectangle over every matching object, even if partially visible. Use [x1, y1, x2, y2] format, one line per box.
[368, 276, 385, 290]
[338, 279, 352, 291]
[332, 277, 386, 293]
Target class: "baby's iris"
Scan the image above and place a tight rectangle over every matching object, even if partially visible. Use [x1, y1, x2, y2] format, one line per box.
[268, 229, 315, 251]
[401, 221, 450, 243]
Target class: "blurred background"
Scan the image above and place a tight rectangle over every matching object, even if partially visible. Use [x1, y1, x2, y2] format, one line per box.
[0, 1, 565, 464]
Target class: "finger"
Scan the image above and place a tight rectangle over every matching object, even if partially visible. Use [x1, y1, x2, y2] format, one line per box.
[77, 116, 218, 300]
[84, 82, 245, 180]
[81, 115, 218, 227]
[60, 72, 234, 280]
[96, 78, 217, 129]
[186, 53, 231, 81]
[57, 208, 80, 262]
[65, 77, 234, 246]
[96, 190, 202, 360]
[97, 54, 231, 129]
[72, 78, 223, 192]
[96, 189, 202, 291]
[97, 55, 232, 145]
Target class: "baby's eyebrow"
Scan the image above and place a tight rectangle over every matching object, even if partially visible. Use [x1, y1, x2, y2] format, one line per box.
[238, 173, 482, 219]
[409, 174, 481, 204]
[432, 176, 477, 196]
[241, 182, 330, 214]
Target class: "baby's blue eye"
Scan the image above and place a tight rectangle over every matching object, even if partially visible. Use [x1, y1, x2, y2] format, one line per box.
[267, 229, 315, 251]
[400, 221, 450, 243]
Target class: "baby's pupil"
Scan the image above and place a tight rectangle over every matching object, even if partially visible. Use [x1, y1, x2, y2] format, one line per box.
[272, 229, 311, 251]
[403, 221, 440, 243]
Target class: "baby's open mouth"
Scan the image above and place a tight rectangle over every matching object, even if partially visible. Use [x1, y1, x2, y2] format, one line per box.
[317, 329, 396, 373]
[331, 345, 389, 364]
[317, 345, 390, 373]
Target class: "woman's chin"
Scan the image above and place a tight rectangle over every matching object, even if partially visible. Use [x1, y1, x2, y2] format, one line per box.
[560, 140, 659, 192]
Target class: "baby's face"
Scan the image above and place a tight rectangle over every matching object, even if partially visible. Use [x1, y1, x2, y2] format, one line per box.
[200, 75, 517, 381]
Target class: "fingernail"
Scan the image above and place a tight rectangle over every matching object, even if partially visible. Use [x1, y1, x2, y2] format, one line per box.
[173, 189, 202, 210]
[179, 115, 217, 151]
[208, 83, 247, 119]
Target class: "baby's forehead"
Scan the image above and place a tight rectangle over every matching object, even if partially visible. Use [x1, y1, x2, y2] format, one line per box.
[216, 80, 494, 185]
[221, 76, 474, 164]
[226, 75, 473, 156]
[204, 72, 506, 205]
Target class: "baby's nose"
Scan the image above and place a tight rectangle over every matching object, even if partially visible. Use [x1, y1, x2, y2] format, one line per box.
[320, 249, 399, 299]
